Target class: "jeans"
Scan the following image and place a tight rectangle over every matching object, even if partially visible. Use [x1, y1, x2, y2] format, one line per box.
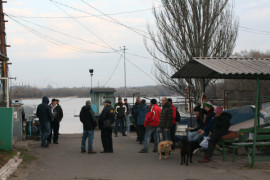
[144, 126, 159, 151]
[160, 128, 171, 141]
[114, 116, 126, 136]
[81, 130, 94, 151]
[187, 131, 202, 142]
[40, 121, 51, 146]
[126, 114, 130, 133]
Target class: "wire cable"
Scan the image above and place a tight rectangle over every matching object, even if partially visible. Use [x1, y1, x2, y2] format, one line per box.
[49, 0, 119, 51]
[9, 6, 160, 19]
[6, 14, 116, 51]
[7, 15, 117, 54]
[103, 52, 124, 86]
[81, 0, 152, 39]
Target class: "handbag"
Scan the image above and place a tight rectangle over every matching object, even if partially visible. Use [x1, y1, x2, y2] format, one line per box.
[221, 130, 238, 140]
[200, 136, 210, 149]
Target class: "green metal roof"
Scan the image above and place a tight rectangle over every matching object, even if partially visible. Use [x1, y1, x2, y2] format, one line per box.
[171, 57, 270, 80]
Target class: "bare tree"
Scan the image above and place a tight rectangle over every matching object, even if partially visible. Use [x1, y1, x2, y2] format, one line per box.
[145, 0, 238, 103]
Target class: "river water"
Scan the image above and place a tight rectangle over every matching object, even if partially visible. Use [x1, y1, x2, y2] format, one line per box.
[22, 96, 185, 134]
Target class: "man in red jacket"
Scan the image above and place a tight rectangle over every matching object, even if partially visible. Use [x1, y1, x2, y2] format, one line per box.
[139, 99, 161, 153]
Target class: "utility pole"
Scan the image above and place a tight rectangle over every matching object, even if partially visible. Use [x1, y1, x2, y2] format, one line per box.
[0, 0, 9, 107]
[121, 46, 127, 97]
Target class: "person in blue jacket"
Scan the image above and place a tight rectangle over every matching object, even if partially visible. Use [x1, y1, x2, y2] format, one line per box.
[136, 99, 148, 144]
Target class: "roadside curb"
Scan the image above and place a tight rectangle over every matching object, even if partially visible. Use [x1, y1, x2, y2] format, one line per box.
[0, 152, 23, 180]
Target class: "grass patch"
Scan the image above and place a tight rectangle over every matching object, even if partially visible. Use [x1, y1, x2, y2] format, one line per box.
[0, 150, 18, 168]
[20, 151, 37, 163]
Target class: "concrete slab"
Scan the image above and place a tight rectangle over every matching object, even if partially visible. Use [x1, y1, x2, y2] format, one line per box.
[9, 131, 270, 180]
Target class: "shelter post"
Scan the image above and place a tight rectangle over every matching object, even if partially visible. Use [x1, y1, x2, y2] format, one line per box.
[251, 77, 260, 167]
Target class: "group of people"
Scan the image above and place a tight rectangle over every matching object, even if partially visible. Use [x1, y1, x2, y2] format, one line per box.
[36, 96, 63, 147]
[37, 95, 232, 163]
[187, 102, 231, 163]
[132, 97, 180, 153]
[79, 99, 115, 153]
[78, 97, 181, 154]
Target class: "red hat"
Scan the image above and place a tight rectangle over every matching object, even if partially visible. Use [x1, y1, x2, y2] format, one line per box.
[214, 106, 224, 114]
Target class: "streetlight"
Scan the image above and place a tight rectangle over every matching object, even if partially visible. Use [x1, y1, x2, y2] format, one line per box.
[89, 69, 94, 93]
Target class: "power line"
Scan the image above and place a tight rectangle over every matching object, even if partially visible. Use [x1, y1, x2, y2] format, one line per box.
[81, 0, 152, 40]
[48, 0, 151, 38]
[103, 52, 124, 86]
[49, 0, 158, 84]
[49, 0, 118, 51]
[9, 6, 159, 19]
[6, 14, 116, 51]
[239, 26, 270, 35]
[7, 15, 117, 54]
[239, 27, 270, 36]
[125, 57, 159, 84]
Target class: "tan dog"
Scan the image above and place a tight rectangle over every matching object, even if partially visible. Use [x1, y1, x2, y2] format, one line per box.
[158, 140, 173, 160]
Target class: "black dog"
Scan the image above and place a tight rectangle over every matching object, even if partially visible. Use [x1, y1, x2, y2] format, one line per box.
[180, 137, 199, 166]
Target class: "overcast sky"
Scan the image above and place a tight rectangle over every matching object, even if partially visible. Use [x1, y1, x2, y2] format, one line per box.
[4, 0, 270, 88]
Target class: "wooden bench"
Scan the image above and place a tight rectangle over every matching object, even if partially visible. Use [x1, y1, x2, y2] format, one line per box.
[232, 127, 270, 164]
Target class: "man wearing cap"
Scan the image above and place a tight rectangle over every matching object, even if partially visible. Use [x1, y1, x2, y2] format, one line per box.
[99, 100, 115, 153]
[139, 99, 161, 153]
[114, 97, 127, 136]
[47, 98, 63, 144]
[124, 98, 131, 135]
[199, 106, 231, 163]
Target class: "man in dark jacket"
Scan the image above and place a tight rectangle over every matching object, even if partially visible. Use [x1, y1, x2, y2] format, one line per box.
[114, 97, 127, 136]
[36, 96, 53, 147]
[199, 106, 231, 163]
[159, 97, 173, 141]
[99, 100, 115, 153]
[47, 99, 63, 144]
[79, 100, 97, 154]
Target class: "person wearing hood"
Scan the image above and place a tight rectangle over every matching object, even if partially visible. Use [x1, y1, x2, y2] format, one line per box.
[79, 100, 97, 154]
[36, 96, 53, 147]
[199, 106, 231, 163]
[159, 97, 173, 141]
[136, 99, 148, 144]
[139, 99, 161, 153]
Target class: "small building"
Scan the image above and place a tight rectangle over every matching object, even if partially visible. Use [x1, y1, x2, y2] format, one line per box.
[90, 88, 116, 115]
